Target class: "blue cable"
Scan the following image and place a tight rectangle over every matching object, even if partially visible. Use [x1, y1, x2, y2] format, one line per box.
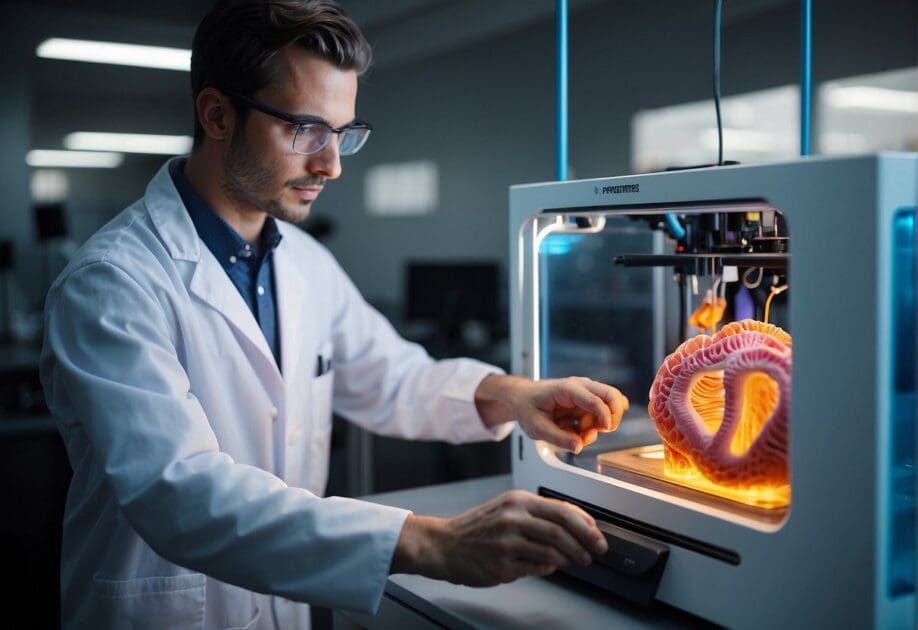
[556, 0, 568, 181]
[661, 2, 726, 244]
[800, 0, 812, 155]
[665, 214, 687, 241]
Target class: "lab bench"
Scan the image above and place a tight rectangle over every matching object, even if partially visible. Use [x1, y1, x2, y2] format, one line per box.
[335, 475, 710, 629]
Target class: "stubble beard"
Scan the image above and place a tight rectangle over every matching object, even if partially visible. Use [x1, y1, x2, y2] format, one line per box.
[222, 127, 314, 224]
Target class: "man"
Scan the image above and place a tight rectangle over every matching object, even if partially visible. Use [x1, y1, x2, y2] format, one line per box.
[40, 1, 629, 628]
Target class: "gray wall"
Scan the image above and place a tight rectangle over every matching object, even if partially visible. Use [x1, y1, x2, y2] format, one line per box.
[0, 3, 35, 318]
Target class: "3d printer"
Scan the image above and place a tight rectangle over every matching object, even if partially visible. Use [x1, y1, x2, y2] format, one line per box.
[510, 153, 917, 628]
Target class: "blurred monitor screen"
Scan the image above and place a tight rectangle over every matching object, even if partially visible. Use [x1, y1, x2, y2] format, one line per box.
[405, 262, 499, 326]
[34, 203, 68, 241]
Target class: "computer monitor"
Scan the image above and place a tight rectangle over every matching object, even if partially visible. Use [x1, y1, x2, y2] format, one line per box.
[405, 261, 500, 329]
[34, 203, 68, 241]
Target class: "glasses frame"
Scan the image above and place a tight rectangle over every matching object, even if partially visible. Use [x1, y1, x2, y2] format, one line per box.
[226, 90, 372, 156]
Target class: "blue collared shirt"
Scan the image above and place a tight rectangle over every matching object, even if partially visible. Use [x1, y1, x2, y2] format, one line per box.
[170, 159, 283, 369]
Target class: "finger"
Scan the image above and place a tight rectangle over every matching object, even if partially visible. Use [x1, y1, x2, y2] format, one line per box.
[555, 416, 579, 430]
[557, 413, 596, 432]
[580, 427, 599, 446]
[579, 380, 626, 428]
[516, 517, 593, 566]
[508, 535, 572, 568]
[523, 561, 561, 578]
[534, 563, 558, 577]
[557, 419, 600, 445]
[619, 391, 630, 414]
[576, 413, 597, 430]
[530, 413, 585, 453]
[527, 493, 597, 530]
[526, 497, 608, 555]
[562, 385, 615, 430]
[579, 380, 629, 430]
[526, 498, 605, 559]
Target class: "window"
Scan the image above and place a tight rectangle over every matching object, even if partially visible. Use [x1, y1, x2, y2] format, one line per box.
[819, 66, 918, 154]
[632, 85, 799, 173]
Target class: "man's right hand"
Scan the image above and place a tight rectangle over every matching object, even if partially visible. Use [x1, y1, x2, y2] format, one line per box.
[390, 490, 608, 586]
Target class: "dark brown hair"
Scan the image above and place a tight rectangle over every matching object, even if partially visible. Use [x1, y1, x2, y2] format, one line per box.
[190, 0, 371, 148]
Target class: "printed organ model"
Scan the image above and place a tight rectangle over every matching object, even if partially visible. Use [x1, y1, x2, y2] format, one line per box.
[648, 320, 792, 507]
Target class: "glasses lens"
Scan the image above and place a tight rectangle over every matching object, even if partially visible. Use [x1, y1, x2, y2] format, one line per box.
[293, 124, 371, 156]
[293, 125, 331, 155]
[338, 127, 371, 156]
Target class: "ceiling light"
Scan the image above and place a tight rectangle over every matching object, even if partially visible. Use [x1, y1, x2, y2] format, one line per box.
[36, 38, 191, 71]
[26, 150, 124, 168]
[824, 86, 918, 114]
[64, 132, 193, 155]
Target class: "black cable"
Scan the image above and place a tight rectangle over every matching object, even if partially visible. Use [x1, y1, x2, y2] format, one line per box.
[713, 0, 724, 166]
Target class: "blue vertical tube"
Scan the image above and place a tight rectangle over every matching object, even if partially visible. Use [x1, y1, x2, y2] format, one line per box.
[800, 0, 812, 156]
[556, 0, 568, 181]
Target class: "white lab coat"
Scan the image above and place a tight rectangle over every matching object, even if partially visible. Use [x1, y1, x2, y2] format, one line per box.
[40, 158, 511, 630]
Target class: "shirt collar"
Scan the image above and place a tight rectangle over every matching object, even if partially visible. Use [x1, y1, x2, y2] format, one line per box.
[259, 212, 283, 253]
[169, 158, 282, 270]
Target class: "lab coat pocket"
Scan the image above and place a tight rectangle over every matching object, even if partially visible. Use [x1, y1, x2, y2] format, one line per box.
[311, 341, 335, 429]
[90, 572, 206, 630]
[311, 371, 334, 438]
[308, 368, 335, 493]
[312, 371, 334, 424]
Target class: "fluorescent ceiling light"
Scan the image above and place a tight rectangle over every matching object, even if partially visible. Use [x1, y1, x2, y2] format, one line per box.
[65, 132, 193, 155]
[824, 86, 918, 114]
[26, 150, 124, 168]
[36, 38, 191, 71]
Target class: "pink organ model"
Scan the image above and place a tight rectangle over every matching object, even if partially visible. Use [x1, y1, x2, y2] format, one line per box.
[647, 320, 792, 507]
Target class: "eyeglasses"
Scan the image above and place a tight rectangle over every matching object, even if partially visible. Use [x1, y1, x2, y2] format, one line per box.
[226, 90, 372, 156]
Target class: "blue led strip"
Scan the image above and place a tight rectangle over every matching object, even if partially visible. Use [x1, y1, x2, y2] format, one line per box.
[556, 0, 568, 181]
[888, 208, 916, 597]
[800, 0, 812, 156]
[539, 245, 552, 379]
